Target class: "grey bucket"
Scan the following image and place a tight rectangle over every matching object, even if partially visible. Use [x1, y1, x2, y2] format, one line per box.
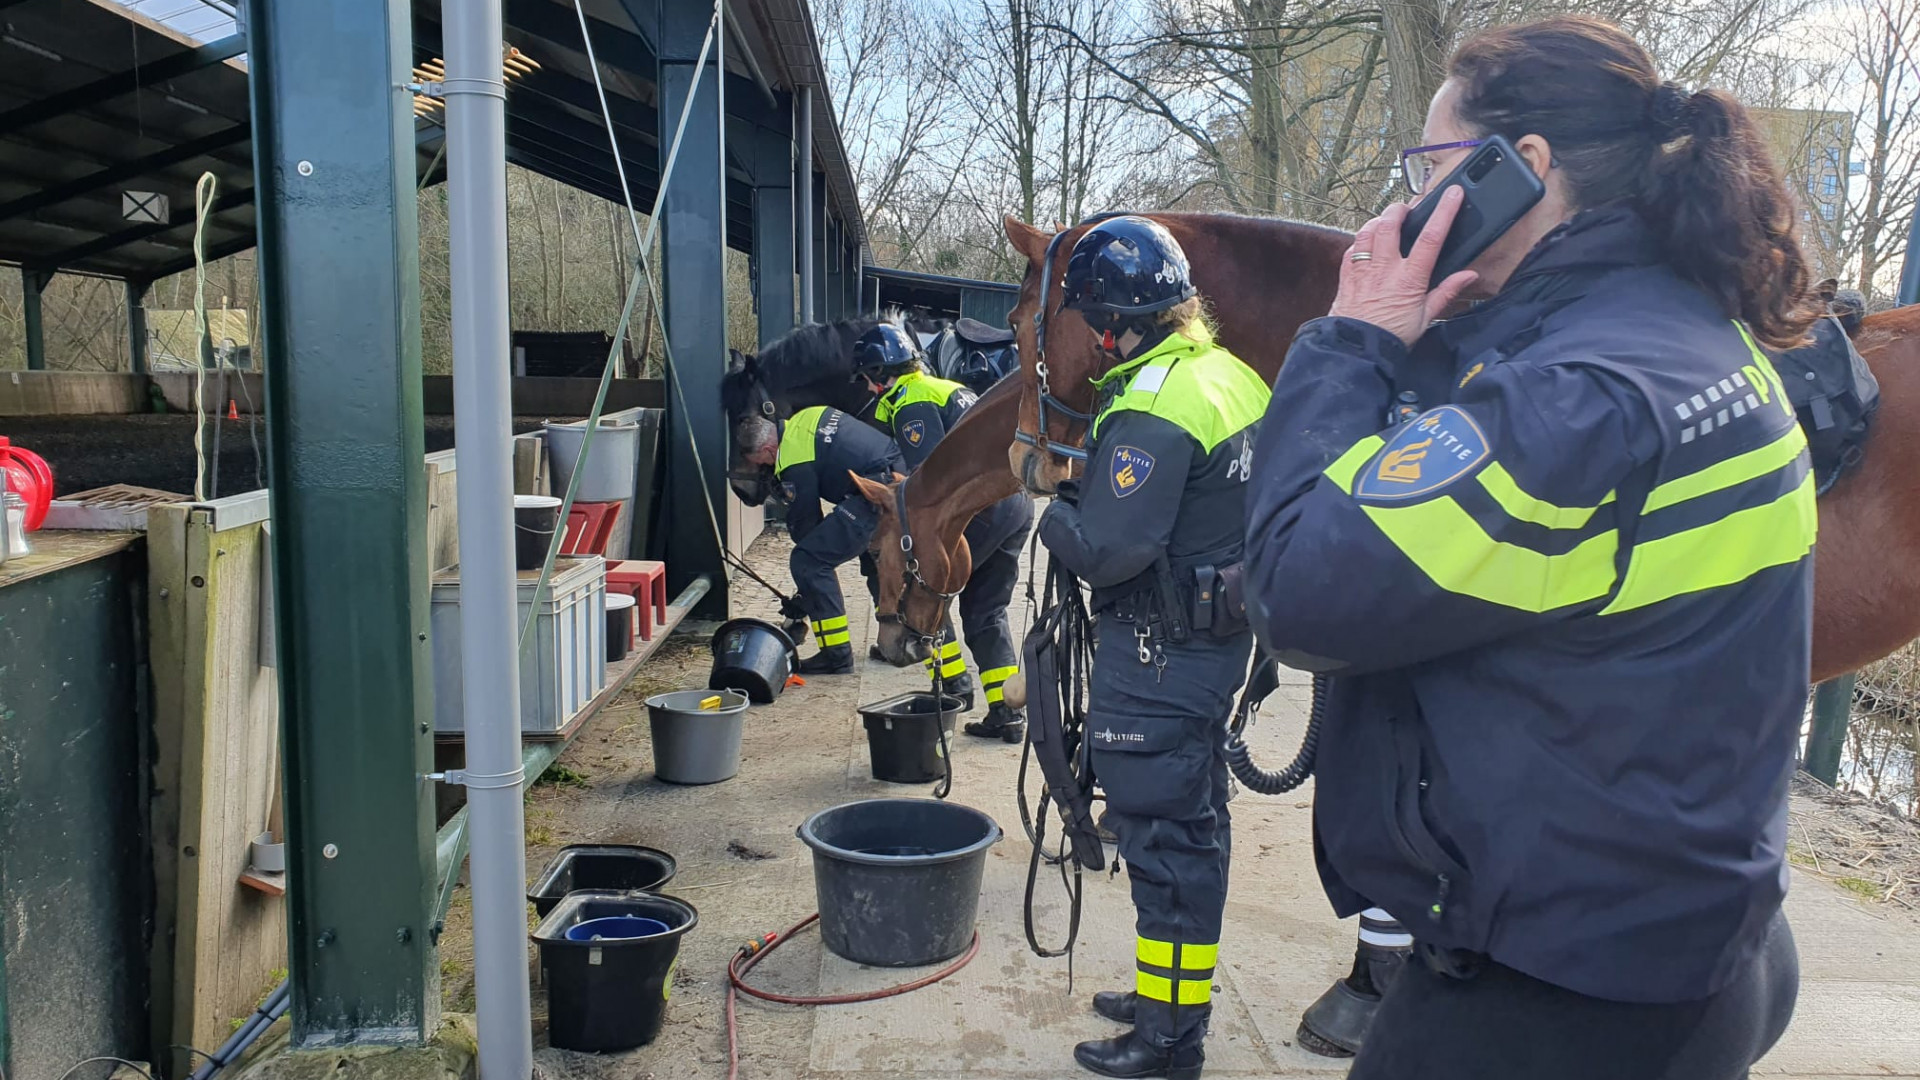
[547, 419, 640, 502]
[646, 689, 748, 784]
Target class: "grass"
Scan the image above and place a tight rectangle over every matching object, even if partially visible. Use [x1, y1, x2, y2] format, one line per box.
[1837, 876, 1883, 900]
[534, 762, 591, 789]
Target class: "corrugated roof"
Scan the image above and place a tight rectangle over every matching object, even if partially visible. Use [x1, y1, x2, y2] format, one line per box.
[0, 0, 868, 281]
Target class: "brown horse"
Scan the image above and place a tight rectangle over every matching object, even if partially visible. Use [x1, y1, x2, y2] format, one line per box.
[849, 214, 1349, 655]
[860, 212, 1920, 684]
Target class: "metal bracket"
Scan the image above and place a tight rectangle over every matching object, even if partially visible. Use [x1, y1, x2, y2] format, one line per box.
[427, 766, 526, 790]
[405, 81, 446, 98]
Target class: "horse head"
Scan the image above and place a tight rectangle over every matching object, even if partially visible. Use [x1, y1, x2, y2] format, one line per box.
[1005, 214, 1110, 496]
[848, 470, 968, 666]
[723, 348, 779, 506]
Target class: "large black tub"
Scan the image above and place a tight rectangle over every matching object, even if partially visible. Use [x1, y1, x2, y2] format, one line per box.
[797, 798, 1000, 967]
[532, 890, 697, 1051]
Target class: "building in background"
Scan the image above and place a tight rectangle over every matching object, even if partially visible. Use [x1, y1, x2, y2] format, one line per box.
[1749, 107, 1856, 277]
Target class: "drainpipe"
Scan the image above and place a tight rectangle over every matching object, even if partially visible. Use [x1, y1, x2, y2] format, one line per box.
[444, 0, 534, 1076]
[797, 86, 813, 324]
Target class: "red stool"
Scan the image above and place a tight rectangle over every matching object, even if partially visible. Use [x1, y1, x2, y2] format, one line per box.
[562, 500, 621, 556]
[607, 559, 668, 640]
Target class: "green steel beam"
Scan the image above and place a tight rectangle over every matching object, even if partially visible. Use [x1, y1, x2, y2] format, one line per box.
[21, 269, 47, 370]
[127, 280, 149, 374]
[37, 187, 255, 273]
[0, 33, 246, 138]
[747, 114, 795, 348]
[248, 0, 438, 1045]
[1805, 676, 1854, 786]
[651, 0, 731, 617]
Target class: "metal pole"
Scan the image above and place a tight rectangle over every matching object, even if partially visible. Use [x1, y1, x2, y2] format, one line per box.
[1805, 677, 1852, 785]
[444, 0, 532, 1075]
[126, 279, 149, 374]
[797, 86, 813, 324]
[21, 268, 46, 370]
[1900, 207, 1920, 306]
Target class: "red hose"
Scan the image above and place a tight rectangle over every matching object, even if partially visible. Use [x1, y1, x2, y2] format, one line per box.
[725, 913, 980, 1080]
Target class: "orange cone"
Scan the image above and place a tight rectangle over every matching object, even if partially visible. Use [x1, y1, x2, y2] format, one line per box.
[227, 400, 239, 420]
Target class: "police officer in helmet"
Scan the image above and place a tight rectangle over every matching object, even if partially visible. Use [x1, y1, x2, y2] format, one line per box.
[739, 403, 902, 675]
[851, 322, 1036, 736]
[1037, 216, 1268, 1080]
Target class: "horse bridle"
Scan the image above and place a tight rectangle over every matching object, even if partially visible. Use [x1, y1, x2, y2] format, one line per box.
[878, 476, 960, 642]
[1012, 211, 1131, 465]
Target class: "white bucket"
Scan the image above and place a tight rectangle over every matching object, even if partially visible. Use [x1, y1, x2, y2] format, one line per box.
[546, 420, 640, 502]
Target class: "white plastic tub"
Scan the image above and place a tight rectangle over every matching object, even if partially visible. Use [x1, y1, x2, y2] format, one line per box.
[431, 555, 608, 734]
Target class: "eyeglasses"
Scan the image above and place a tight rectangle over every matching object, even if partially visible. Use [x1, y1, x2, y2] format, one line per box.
[1399, 139, 1484, 196]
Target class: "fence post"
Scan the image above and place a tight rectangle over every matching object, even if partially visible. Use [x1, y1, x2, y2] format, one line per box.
[1804, 674, 1855, 786]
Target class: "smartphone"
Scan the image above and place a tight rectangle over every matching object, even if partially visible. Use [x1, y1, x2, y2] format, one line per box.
[1399, 135, 1546, 287]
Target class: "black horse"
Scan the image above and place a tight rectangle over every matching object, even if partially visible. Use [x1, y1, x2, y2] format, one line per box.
[723, 314, 894, 505]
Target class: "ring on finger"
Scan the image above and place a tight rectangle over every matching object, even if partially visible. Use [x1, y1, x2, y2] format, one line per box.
[1349, 251, 1374, 263]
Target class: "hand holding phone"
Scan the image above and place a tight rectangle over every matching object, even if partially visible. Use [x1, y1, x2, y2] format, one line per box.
[1326, 189, 1480, 345]
[1399, 135, 1546, 288]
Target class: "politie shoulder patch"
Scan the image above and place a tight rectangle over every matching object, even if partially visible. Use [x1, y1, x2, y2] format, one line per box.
[1110, 445, 1155, 498]
[1352, 405, 1490, 502]
[902, 419, 926, 447]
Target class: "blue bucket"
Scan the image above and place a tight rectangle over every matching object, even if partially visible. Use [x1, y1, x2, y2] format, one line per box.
[565, 915, 671, 942]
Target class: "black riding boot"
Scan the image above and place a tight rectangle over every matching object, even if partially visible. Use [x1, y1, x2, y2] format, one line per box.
[1092, 989, 1136, 1024]
[1297, 914, 1411, 1057]
[797, 643, 854, 675]
[964, 703, 1026, 742]
[1073, 1033, 1203, 1080]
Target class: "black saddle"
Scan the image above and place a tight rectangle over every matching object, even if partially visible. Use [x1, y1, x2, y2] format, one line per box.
[955, 317, 1016, 345]
[1772, 284, 1878, 495]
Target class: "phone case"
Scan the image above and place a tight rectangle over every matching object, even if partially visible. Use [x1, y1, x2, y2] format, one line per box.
[1399, 135, 1546, 287]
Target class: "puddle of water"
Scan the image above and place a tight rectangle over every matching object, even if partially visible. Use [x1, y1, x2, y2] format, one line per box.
[1804, 650, 1920, 816]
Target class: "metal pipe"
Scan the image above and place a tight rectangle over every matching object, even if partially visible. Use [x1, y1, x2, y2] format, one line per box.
[21, 268, 45, 370]
[797, 86, 813, 324]
[722, 0, 777, 110]
[444, 0, 533, 1074]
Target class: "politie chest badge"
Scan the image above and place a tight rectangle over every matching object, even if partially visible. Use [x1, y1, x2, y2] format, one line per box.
[903, 420, 926, 446]
[1111, 445, 1155, 497]
[1353, 405, 1489, 501]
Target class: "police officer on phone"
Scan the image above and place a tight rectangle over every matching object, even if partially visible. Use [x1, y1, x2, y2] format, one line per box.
[739, 404, 903, 675]
[851, 322, 1035, 736]
[1036, 217, 1269, 1080]
[1244, 18, 1812, 1079]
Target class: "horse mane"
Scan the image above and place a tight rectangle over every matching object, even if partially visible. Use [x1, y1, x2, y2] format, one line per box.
[721, 309, 913, 418]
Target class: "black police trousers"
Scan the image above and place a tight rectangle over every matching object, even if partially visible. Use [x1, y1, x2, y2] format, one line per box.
[1350, 909, 1798, 1080]
[1087, 615, 1252, 1051]
[791, 499, 880, 646]
[954, 493, 1034, 705]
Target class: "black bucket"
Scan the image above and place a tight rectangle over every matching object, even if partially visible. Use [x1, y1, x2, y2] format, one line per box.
[513, 495, 561, 571]
[527, 844, 677, 918]
[532, 890, 697, 1051]
[709, 618, 796, 704]
[606, 594, 637, 662]
[858, 692, 962, 783]
[798, 798, 1000, 967]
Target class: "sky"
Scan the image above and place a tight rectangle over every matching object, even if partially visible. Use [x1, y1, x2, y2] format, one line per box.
[108, 0, 238, 44]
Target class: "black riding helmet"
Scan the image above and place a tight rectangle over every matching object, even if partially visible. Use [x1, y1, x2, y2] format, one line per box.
[1060, 216, 1197, 333]
[850, 323, 924, 383]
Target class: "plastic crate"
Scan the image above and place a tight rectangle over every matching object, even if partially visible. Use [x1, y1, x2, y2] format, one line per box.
[431, 555, 608, 734]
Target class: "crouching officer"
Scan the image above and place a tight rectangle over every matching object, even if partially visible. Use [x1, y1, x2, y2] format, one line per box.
[854, 323, 1035, 737]
[1036, 217, 1267, 1080]
[740, 404, 903, 674]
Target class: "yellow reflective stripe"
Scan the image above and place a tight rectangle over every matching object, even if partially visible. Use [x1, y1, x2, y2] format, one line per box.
[813, 616, 848, 631]
[1359, 496, 1618, 612]
[776, 406, 827, 475]
[1137, 938, 1174, 967]
[1474, 461, 1614, 529]
[1326, 435, 1387, 492]
[818, 631, 850, 647]
[938, 640, 962, 659]
[985, 685, 1005, 704]
[939, 658, 966, 678]
[1643, 424, 1807, 513]
[1601, 470, 1816, 615]
[1178, 943, 1219, 971]
[1177, 979, 1212, 1006]
[1136, 971, 1173, 1002]
[980, 666, 1018, 686]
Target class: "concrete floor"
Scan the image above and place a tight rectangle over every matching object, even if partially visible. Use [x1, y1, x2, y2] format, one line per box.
[517, 530, 1920, 1080]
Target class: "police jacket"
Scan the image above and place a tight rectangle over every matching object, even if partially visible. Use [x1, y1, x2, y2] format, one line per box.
[875, 370, 977, 470]
[775, 405, 903, 542]
[1243, 207, 1817, 1004]
[1040, 331, 1269, 610]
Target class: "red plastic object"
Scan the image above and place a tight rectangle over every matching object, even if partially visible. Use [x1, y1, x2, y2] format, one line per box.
[607, 559, 668, 641]
[0, 436, 53, 531]
[560, 500, 620, 557]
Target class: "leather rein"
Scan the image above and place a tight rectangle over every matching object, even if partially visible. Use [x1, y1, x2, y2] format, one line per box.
[1012, 211, 1131, 465]
[876, 476, 961, 642]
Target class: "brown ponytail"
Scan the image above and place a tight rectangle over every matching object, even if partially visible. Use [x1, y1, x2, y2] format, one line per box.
[1448, 17, 1816, 349]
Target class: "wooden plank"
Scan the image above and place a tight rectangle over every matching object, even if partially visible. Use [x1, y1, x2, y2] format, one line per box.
[0, 530, 139, 590]
[425, 451, 459, 572]
[146, 505, 190, 1080]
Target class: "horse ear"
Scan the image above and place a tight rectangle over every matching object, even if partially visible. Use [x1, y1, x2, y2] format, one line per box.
[1004, 215, 1052, 264]
[726, 348, 746, 375]
[847, 471, 895, 509]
